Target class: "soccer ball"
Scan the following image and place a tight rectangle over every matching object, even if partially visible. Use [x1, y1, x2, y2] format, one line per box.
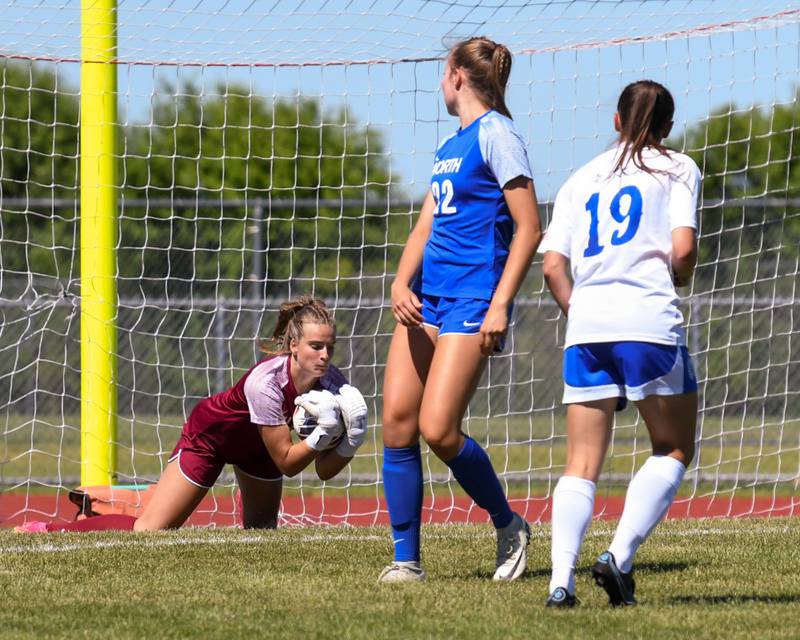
[291, 403, 345, 451]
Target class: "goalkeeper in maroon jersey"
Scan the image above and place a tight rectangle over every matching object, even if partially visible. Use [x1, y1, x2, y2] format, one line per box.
[16, 296, 369, 533]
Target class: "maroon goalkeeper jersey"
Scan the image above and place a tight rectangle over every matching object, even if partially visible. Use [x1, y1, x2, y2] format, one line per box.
[170, 354, 346, 487]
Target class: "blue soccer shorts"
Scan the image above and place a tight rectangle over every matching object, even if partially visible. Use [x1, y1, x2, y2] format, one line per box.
[562, 341, 698, 410]
[420, 294, 512, 352]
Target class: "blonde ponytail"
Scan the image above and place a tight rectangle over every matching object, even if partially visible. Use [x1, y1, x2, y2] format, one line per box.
[260, 296, 335, 355]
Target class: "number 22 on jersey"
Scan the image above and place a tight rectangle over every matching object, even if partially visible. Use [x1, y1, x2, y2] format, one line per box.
[432, 179, 457, 215]
[584, 185, 643, 257]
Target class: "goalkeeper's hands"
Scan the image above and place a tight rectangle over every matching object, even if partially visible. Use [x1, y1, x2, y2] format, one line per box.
[295, 389, 343, 452]
[334, 384, 369, 458]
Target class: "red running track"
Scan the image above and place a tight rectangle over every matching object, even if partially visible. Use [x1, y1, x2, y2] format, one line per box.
[2, 494, 797, 528]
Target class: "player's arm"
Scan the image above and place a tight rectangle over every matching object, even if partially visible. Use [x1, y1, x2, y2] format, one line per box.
[258, 424, 319, 477]
[313, 449, 351, 481]
[391, 190, 436, 326]
[671, 226, 697, 287]
[542, 250, 572, 316]
[481, 176, 542, 353]
[258, 391, 343, 478]
[259, 425, 351, 480]
[669, 160, 701, 288]
[539, 179, 573, 317]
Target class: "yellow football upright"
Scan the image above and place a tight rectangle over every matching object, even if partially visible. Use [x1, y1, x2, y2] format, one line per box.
[80, 0, 118, 485]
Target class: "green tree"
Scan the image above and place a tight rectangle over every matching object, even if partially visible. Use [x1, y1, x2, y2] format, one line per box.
[0, 66, 407, 300]
[677, 99, 799, 417]
[0, 66, 410, 410]
[677, 99, 800, 295]
[0, 62, 80, 293]
[120, 83, 403, 300]
[682, 100, 800, 202]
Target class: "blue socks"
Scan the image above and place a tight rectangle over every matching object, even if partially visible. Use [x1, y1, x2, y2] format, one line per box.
[383, 438, 513, 563]
[445, 436, 514, 529]
[383, 444, 423, 563]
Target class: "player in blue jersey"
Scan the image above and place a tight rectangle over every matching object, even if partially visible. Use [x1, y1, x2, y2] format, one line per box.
[540, 80, 700, 607]
[379, 37, 542, 583]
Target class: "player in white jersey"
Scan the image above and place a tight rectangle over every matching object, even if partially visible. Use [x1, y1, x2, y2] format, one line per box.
[540, 80, 700, 607]
[379, 37, 542, 583]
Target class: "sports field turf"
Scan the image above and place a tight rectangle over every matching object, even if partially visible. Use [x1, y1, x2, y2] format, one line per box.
[1, 518, 798, 639]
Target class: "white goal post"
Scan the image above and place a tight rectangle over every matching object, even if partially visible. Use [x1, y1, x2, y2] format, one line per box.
[0, 1, 798, 526]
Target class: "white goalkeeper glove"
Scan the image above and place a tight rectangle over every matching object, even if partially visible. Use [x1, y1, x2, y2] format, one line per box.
[334, 384, 369, 458]
[295, 389, 343, 452]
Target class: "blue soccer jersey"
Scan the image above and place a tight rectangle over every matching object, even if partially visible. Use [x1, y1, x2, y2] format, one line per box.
[422, 110, 532, 300]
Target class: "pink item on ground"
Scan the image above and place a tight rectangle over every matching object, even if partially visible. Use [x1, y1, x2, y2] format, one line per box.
[14, 521, 49, 533]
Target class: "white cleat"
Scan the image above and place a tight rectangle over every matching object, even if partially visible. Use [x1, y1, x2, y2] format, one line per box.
[378, 562, 427, 583]
[492, 512, 531, 581]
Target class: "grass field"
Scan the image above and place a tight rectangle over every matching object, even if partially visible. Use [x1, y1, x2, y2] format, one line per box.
[1, 518, 798, 639]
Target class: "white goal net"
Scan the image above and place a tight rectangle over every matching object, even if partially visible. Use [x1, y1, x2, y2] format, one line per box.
[1, 0, 798, 526]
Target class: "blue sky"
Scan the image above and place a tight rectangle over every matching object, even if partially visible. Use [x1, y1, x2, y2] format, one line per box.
[1, 0, 799, 200]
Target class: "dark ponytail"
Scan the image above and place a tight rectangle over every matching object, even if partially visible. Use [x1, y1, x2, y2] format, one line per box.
[450, 37, 513, 119]
[260, 295, 334, 354]
[614, 80, 675, 174]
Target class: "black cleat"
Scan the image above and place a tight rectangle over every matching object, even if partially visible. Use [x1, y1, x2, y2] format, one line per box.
[68, 489, 98, 519]
[592, 551, 637, 606]
[545, 587, 578, 608]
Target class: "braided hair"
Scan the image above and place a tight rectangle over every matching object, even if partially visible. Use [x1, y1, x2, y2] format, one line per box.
[449, 37, 513, 119]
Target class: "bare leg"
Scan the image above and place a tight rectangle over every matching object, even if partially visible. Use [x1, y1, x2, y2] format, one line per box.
[417, 333, 486, 460]
[417, 334, 500, 508]
[605, 392, 699, 576]
[235, 468, 282, 529]
[549, 399, 616, 595]
[382, 323, 437, 447]
[635, 391, 697, 464]
[563, 399, 617, 482]
[133, 459, 209, 531]
[419, 333, 529, 580]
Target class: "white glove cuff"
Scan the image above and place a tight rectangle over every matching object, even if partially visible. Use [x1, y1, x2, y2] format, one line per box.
[334, 439, 359, 458]
[305, 426, 337, 452]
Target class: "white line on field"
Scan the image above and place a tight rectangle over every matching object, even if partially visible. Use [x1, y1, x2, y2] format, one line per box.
[426, 524, 796, 540]
[1, 524, 794, 555]
[0, 533, 383, 555]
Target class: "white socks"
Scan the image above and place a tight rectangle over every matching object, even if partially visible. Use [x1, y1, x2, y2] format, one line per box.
[549, 475, 596, 595]
[549, 456, 686, 593]
[608, 455, 686, 573]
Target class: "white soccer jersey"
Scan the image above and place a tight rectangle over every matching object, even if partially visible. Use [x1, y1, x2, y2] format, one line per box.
[540, 144, 701, 347]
